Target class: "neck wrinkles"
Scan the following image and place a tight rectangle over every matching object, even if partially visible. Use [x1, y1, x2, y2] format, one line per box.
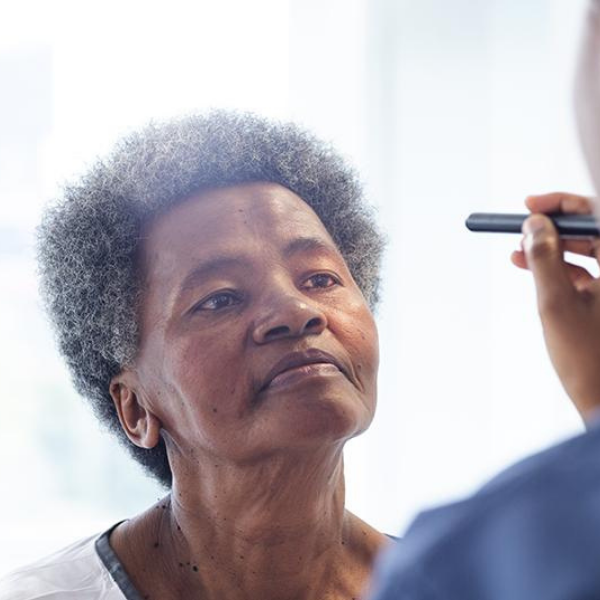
[161, 447, 352, 599]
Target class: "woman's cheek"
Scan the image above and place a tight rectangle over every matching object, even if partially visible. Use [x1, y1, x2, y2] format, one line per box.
[336, 305, 379, 388]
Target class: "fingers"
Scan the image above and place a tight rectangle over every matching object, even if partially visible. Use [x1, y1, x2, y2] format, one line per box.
[519, 192, 600, 258]
[511, 249, 527, 269]
[525, 192, 594, 215]
[512, 248, 596, 290]
[522, 214, 579, 313]
[562, 238, 600, 260]
[521, 193, 600, 258]
[567, 263, 596, 292]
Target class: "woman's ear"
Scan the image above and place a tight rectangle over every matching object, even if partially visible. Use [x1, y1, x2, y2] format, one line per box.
[109, 371, 162, 449]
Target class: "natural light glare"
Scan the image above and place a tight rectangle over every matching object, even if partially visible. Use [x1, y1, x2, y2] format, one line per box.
[0, 0, 594, 574]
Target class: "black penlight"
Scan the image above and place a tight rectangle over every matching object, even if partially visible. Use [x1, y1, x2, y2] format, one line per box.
[465, 212, 600, 238]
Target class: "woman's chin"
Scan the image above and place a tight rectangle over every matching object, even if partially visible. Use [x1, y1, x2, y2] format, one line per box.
[259, 392, 374, 448]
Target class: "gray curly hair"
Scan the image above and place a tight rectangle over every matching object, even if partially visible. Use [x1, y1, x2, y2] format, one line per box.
[37, 110, 384, 488]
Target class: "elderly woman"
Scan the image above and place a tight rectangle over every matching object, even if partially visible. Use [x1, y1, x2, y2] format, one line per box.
[0, 111, 389, 600]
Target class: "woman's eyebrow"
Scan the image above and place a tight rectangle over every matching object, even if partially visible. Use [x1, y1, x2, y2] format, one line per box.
[176, 238, 337, 299]
[177, 255, 251, 297]
[283, 236, 338, 259]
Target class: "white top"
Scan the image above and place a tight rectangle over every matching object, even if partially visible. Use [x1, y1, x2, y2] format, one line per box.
[0, 524, 142, 600]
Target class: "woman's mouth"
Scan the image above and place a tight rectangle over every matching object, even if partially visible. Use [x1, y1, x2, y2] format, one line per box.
[267, 362, 342, 390]
[260, 349, 348, 392]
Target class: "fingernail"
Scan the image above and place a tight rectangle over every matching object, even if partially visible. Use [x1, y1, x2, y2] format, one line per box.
[523, 214, 549, 235]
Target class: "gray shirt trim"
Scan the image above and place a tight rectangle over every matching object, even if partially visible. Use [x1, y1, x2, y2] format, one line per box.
[95, 522, 146, 600]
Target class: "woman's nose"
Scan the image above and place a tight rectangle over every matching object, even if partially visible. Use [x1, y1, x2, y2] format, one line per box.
[252, 295, 327, 344]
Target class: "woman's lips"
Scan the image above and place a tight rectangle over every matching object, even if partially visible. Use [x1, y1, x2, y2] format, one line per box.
[267, 362, 342, 390]
[260, 350, 348, 392]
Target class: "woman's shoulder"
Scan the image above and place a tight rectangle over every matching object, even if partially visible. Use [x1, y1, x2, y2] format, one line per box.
[0, 526, 125, 600]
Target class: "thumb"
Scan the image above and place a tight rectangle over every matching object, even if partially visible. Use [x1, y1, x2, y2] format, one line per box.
[523, 214, 576, 315]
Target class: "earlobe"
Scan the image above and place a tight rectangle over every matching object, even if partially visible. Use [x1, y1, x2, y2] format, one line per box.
[109, 374, 162, 449]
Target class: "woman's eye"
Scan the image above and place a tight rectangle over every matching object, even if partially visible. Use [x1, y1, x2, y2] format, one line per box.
[303, 273, 339, 290]
[195, 291, 242, 311]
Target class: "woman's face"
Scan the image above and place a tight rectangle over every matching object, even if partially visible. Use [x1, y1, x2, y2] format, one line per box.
[128, 182, 378, 465]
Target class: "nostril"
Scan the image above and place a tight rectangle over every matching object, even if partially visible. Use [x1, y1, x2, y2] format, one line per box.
[264, 325, 291, 341]
[306, 317, 323, 330]
[254, 308, 327, 344]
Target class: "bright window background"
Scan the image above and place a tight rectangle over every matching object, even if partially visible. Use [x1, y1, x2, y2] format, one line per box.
[0, 0, 593, 573]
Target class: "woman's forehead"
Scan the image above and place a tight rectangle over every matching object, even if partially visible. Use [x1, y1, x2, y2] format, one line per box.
[140, 182, 338, 277]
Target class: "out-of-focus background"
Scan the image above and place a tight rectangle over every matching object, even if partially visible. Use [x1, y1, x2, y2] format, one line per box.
[0, 0, 594, 572]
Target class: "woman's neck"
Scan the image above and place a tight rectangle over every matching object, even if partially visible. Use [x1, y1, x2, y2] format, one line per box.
[111, 449, 388, 600]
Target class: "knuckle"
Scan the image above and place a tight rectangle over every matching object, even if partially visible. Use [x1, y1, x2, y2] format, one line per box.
[527, 233, 559, 260]
[537, 293, 567, 317]
[563, 194, 593, 213]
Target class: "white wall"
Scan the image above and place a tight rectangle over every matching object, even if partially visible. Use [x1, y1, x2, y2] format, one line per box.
[346, 0, 592, 532]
